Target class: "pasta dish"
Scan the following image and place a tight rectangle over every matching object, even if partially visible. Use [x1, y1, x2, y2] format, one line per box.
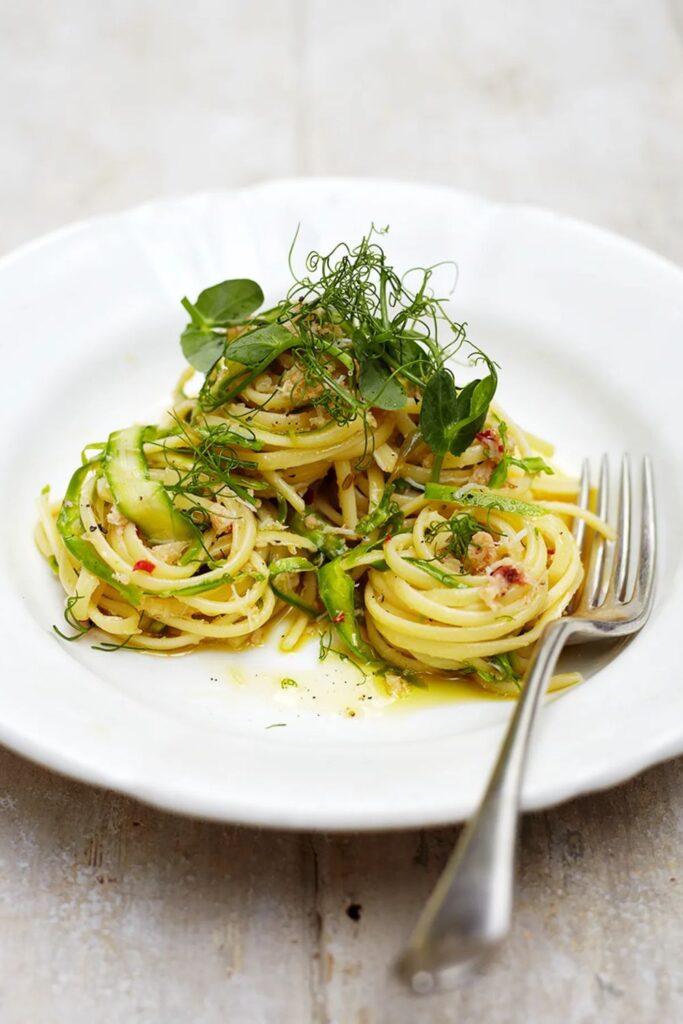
[36, 232, 608, 696]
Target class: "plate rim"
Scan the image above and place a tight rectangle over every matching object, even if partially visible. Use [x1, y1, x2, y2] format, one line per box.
[3, 175, 682, 286]
[0, 695, 681, 831]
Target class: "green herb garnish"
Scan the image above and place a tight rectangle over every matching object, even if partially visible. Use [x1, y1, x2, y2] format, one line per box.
[425, 484, 547, 518]
[52, 594, 92, 642]
[159, 415, 265, 525]
[225, 323, 297, 368]
[181, 279, 265, 372]
[194, 421, 263, 451]
[355, 484, 403, 538]
[473, 653, 521, 687]
[424, 512, 494, 564]
[404, 559, 470, 588]
[420, 364, 498, 480]
[290, 508, 347, 560]
[181, 229, 496, 462]
[488, 422, 553, 488]
[91, 635, 138, 653]
[269, 556, 320, 616]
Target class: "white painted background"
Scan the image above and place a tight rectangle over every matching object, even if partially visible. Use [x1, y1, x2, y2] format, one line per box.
[1, 2, 682, 1021]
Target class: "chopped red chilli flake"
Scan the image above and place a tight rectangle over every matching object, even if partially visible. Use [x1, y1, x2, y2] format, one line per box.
[133, 559, 155, 574]
[476, 429, 504, 454]
[384, 533, 393, 543]
[547, 548, 555, 556]
[331, 611, 345, 623]
[491, 564, 526, 586]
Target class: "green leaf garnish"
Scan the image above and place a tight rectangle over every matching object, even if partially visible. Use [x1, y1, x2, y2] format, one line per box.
[225, 323, 296, 367]
[180, 279, 264, 373]
[187, 229, 497, 447]
[182, 279, 264, 329]
[420, 363, 498, 479]
[358, 359, 406, 410]
[181, 327, 225, 373]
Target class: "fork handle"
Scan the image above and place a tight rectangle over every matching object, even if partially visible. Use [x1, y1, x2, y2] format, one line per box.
[398, 618, 578, 989]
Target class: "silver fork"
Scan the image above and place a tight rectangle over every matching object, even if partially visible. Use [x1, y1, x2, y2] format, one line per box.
[397, 455, 656, 993]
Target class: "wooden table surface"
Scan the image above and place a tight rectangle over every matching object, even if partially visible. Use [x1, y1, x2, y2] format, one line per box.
[1, 3, 682, 1021]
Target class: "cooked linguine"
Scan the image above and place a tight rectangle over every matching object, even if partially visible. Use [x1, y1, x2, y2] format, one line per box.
[36, 232, 609, 696]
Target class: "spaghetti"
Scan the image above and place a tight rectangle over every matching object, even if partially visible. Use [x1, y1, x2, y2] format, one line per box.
[35, 232, 609, 695]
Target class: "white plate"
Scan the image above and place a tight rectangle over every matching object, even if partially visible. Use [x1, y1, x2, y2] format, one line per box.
[1, 179, 681, 830]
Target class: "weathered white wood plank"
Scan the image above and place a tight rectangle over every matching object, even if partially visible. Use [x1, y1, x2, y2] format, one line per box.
[0, 0, 302, 253]
[303, 0, 683, 264]
[0, 748, 681, 1023]
[0, 751, 316, 1023]
[3, 0, 682, 267]
[309, 762, 683, 1023]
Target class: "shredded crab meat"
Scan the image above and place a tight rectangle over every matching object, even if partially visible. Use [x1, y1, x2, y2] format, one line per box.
[481, 574, 508, 608]
[253, 373, 276, 394]
[207, 504, 237, 536]
[476, 428, 504, 460]
[471, 460, 496, 485]
[151, 541, 187, 565]
[309, 411, 330, 428]
[467, 531, 497, 572]
[385, 673, 411, 698]
[490, 564, 529, 589]
[278, 363, 325, 403]
[440, 555, 462, 573]
[480, 562, 530, 607]
[210, 514, 233, 536]
[106, 506, 128, 527]
[258, 513, 285, 529]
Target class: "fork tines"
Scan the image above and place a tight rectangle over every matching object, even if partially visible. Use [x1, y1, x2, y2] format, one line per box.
[571, 455, 655, 618]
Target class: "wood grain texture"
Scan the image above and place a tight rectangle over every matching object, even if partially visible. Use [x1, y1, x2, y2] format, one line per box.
[0, 748, 681, 1023]
[1, 0, 682, 1020]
